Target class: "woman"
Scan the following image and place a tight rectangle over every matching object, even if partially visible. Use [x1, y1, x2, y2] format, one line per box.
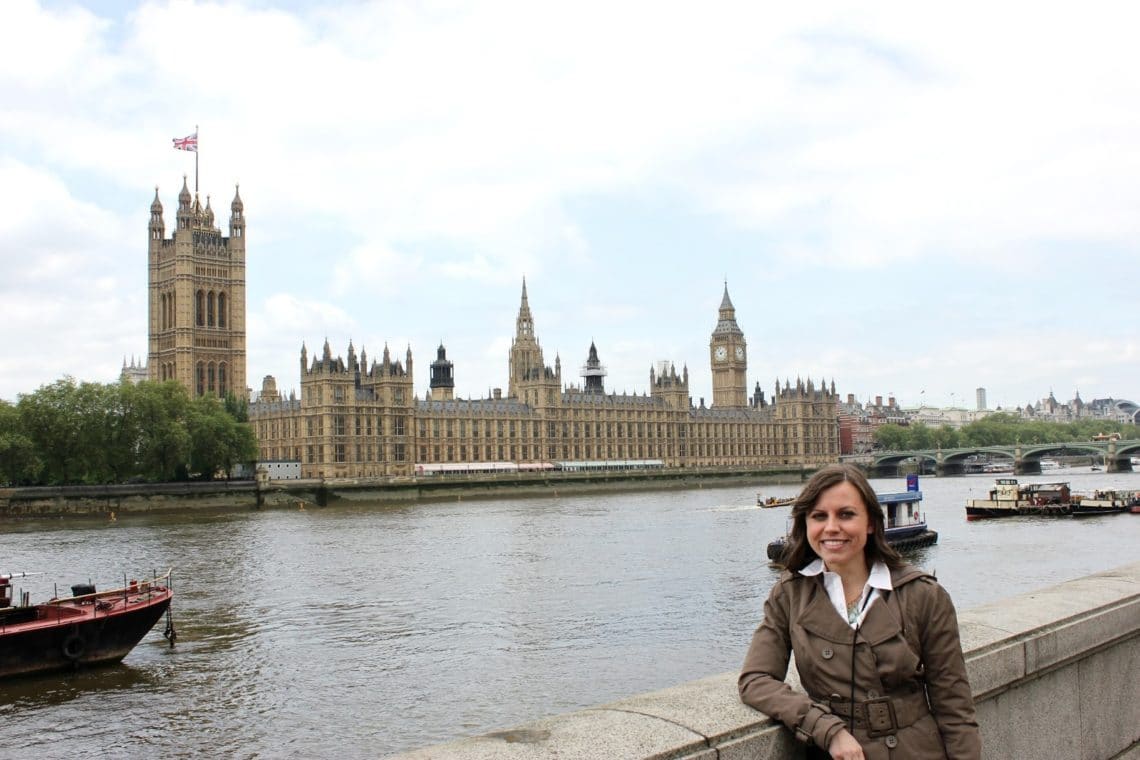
[739, 464, 981, 759]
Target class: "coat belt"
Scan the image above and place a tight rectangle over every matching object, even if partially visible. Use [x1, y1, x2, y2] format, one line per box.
[824, 691, 929, 737]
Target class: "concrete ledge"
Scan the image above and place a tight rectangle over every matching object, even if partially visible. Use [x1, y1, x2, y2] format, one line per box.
[390, 561, 1140, 759]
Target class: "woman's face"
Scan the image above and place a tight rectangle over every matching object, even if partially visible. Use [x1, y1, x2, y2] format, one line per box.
[806, 481, 873, 572]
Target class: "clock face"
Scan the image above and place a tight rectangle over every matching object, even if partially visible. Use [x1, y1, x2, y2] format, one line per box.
[735, 346, 744, 360]
[714, 346, 727, 361]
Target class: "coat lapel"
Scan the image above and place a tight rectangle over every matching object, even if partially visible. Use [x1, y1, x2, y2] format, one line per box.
[856, 590, 903, 646]
[796, 578, 858, 644]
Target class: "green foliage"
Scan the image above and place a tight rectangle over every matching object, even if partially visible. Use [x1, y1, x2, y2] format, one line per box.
[188, 395, 258, 479]
[0, 400, 40, 485]
[875, 412, 1135, 452]
[2, 379, 259, 486]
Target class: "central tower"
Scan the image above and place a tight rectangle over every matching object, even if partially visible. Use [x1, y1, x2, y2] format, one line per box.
[709, 284, 747, 408]
[508, 278, 544, 398]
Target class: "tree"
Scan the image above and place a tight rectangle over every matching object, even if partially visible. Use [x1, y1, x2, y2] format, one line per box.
[126, 381, 193, 482]
[188, 395, 258, 479]
[874, 424, 910, 451]
[932, 425, 961, 449]
[0, 400, 40, 485]
[17, 378, 93, 484]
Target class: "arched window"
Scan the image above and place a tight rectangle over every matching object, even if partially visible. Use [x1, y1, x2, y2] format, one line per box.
[217, 292, 226, 328]
[207, 292, 216, 327]
[196, 363, 205, 396]
[219, 363, 227, 396]
[168, 292, 175, 329]
[208, 362, 216, 393]
[196, 291, 205, 326]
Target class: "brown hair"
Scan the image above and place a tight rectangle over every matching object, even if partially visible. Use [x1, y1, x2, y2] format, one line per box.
[780, 463, 904, 571]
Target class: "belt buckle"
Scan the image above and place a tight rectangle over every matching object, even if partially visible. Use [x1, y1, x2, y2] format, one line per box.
[864, 697, 896, 738]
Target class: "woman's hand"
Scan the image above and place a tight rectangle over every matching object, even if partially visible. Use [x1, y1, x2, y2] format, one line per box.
[827, 728, 865, 759]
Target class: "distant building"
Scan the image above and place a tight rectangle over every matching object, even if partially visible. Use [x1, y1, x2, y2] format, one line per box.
[836, 394, 906, 454]
[976, 387, 987, 411]
[906, 405, 991, 429]
[120, 356, 148, 385]
[248, 283, 841, 478]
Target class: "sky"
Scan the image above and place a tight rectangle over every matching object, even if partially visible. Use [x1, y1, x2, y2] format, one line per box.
[2, 0, 1138, 412]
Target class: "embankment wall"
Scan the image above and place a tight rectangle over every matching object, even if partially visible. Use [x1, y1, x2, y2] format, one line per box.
[0, 468, 809, 518]
[391, 561, 1140, 760]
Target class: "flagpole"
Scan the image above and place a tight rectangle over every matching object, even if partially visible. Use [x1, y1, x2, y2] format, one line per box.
[195, 124, 199, 194]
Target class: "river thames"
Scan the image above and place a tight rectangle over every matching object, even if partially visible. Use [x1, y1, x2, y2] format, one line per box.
[2, 468, 1138, 758]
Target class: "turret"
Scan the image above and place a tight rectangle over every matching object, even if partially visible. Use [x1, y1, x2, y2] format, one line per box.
[149, 187, 164, 240]
[176, 176, 192, 230]
[229, 184, 245, 239]
[429, 343, 455, 400]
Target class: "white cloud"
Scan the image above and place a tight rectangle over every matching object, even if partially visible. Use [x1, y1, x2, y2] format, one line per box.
[0, 0, 1137, 407]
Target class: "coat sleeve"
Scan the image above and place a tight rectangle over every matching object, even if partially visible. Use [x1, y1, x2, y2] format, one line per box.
[739, 577, 846, 750]
[915, 579, 982, 759]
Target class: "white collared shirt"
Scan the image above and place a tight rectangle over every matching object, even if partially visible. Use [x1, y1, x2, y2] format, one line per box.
[800, 559, 893, 628]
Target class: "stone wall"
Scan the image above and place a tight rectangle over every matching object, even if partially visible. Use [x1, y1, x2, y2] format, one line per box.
[0, 481, 259, 518]
[391, 562, 1140, 759]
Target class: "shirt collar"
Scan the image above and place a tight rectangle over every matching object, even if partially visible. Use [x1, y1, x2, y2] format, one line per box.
[799, 558, 893, 590]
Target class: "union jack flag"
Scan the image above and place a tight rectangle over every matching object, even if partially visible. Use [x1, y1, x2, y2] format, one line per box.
[172, 132, 198, 152]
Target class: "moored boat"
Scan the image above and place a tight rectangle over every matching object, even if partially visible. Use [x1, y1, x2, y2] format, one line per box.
[757, 494, 794, 508]
[965, 479, 1074, 519]
[766, 475, 937, 563]
[0, 571, 174, 680]
[1071, 490, 1140, 517]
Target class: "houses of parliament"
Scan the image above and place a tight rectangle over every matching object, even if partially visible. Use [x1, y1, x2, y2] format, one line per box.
[146, 180, 839, 478]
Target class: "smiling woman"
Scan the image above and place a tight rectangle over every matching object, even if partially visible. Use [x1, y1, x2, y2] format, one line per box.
[740, 464, 981, 760]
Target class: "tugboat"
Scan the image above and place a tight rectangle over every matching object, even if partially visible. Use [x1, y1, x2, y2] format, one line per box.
[0, 571, 174, 679]
[767, 475, 937, 564]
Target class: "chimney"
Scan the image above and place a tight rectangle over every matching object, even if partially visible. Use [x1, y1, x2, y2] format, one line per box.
[847, 393, 855, 404]
[889, 396, 896, 408]
[875, 395, 883, 407]
[493, 388, 502, 400]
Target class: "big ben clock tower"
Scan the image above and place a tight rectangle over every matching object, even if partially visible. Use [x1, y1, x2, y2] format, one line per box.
[710, 284, 747, 408]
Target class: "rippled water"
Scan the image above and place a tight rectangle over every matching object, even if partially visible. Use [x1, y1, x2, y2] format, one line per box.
[2, 469, 1138, 757]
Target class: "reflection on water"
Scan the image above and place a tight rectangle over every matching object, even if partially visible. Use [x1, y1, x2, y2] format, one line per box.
[1, 469, 1138, 757]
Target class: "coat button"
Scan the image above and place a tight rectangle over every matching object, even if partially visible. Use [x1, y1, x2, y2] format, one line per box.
[867, 689, 879, 698]
[822, 648, 834, 659]
[884, 736, 898, 748]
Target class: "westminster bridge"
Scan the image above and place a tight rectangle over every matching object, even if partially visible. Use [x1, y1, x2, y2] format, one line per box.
[846, 438, 1140, 477]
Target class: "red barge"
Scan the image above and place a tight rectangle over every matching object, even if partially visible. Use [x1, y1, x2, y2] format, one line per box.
[0, 571, 174, 679]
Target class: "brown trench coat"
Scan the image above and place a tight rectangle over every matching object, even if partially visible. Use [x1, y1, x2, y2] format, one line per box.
[739, 565, 981, 759]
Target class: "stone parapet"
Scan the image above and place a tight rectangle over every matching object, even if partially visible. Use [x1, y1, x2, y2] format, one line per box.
[391, 561, 1140, 759]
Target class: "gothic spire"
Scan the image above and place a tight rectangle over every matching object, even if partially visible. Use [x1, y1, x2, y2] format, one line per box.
[516, 277, 535, 339]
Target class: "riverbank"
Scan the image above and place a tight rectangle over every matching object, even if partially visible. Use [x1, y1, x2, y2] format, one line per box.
[0, 466, 812, 519]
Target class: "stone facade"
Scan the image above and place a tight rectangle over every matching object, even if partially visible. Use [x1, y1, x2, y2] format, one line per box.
[249, 282, 840, 479]
[147, 179, 247, 398]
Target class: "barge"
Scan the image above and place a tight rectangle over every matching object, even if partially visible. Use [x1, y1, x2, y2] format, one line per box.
[0, 571, 174, 680]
